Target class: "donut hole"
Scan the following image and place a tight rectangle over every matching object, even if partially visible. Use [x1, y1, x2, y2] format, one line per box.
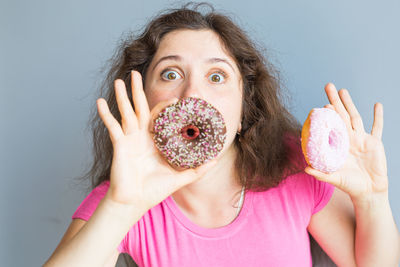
[181, 125, 200, 140]
[187, 128, 195, 137]
[328, 129, 339, 149]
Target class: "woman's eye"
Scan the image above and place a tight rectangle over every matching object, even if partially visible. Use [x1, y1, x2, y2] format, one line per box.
[160, 69, 226, 83]
[209, 72, 225, 83]
[161, 70, 182, 80]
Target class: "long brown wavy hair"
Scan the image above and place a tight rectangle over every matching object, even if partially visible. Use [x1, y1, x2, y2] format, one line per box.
[77, 2, 305, 195]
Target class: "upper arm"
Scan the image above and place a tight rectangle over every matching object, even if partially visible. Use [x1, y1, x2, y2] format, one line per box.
[307, 187, 357, 267]
[47, 218, 120, 267]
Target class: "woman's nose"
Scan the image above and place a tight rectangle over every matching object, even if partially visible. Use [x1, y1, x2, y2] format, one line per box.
[180, 79, 203, 99]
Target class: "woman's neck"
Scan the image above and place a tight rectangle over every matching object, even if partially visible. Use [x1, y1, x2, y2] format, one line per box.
[171, 145, 243, 217]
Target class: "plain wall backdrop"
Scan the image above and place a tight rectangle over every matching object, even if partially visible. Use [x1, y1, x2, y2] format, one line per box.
[1, 0, 399, 266]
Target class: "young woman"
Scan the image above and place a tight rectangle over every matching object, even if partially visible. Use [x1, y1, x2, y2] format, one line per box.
[44, 3, 399, 266]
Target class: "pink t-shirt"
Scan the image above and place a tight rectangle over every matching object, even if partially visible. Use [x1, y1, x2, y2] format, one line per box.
[72, 172, 334, 267]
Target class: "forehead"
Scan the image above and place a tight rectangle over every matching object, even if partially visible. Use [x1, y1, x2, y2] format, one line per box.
[153, 29, 236, 65]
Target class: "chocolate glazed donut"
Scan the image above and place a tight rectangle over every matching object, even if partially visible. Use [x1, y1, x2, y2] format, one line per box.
[153, 97, 227, 169]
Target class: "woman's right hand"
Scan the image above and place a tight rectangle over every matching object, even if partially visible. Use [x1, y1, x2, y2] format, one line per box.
[96, 70, 216, 213]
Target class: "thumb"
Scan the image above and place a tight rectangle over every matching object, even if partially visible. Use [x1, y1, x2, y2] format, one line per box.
[305, 166, 329, 180]
[304, 166, 339, 187]
[174, 159, 219, 187]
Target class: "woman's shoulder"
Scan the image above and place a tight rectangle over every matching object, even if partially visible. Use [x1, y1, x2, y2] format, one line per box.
[282, 171, 334, 197]
[253, 170, 335, 216]
[93, 180, 111, 192]
[71, 180, 111, 221]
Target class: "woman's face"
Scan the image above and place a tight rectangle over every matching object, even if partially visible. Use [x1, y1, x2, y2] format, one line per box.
[144, 29, 243, 155]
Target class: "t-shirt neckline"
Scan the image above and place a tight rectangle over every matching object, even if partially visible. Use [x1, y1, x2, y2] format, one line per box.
[164, 189, 254, 238]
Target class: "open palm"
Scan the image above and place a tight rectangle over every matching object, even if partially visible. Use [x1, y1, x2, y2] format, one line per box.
[98, 71, 216, 211]
[305, 83, 388, 201]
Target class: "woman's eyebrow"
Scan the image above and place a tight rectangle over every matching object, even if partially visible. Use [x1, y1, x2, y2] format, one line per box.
[152, 55, 181, 71]
[207, 57, 235, 73]
[151, 55, 235, 72]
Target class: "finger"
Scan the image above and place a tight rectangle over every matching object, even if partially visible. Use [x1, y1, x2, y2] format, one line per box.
[114, 79, 139, 134]
[130, 70, 151, 130]
[193, 157, 219, 174]
[371, 102, 383, 139]
[324, 104, 335, 110]
[304, 166, 339, 187]
[97, 98, 124, 142]
[324, 83, 352, 131]
[338, 89, 365, 133]
[148, 97, 180, 133]
[175, 158, 219, 186]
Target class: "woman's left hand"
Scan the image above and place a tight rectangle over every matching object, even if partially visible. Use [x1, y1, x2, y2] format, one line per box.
[304, 83, 388, 202]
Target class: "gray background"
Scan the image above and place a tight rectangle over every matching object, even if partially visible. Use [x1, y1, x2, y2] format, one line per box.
[1, 0, 399, 266]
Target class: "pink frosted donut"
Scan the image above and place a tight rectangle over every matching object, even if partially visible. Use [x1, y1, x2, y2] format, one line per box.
[301, 108, 350, 173]
[153, 97, 227, 169]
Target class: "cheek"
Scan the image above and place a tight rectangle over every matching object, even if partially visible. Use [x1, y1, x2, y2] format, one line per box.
[144, 75, 164, 110]
[144, 90, 170, 111]
[144, 81, 179, 110]
[226, 108, 241, 133]
[219, 98, 242, 134]
[144, 91, 158, 110]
